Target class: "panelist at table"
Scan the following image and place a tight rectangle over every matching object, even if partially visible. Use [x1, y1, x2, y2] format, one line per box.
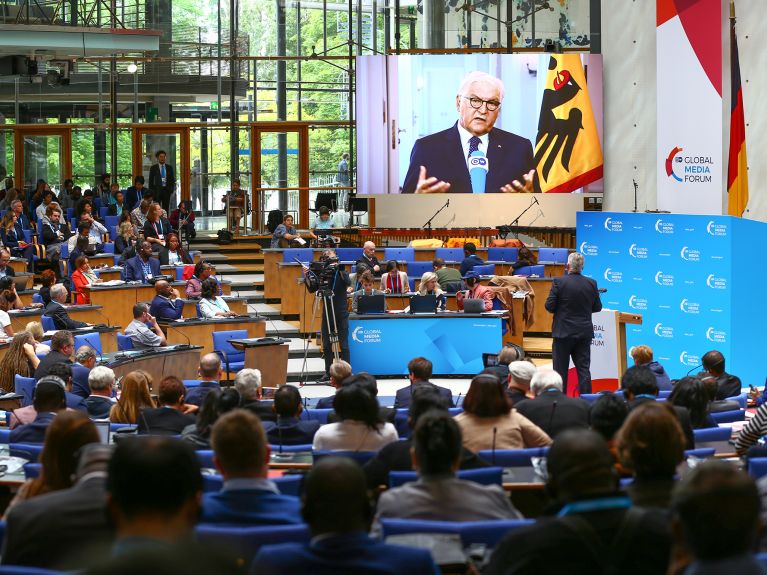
[44, 284, 91, 330]
[125, 241, 161, 283]
[456, 270, 493, 311]
[124, 302, 167, 349]
[418, 272, 447, 311]
[149, 280, 185, 322]
[351, 270, 385, 314]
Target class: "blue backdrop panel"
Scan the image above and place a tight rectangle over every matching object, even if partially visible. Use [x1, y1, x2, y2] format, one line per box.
[577, 212, 766, 386]
[349, 316, 502, 375]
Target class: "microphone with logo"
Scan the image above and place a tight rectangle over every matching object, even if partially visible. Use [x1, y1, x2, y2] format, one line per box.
[469, 150, 489, 194]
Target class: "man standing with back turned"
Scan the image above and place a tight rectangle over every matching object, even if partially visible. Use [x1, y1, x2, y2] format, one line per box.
[545, 252, 602, 395]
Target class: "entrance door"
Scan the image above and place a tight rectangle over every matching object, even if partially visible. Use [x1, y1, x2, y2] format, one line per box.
[133, 125, 190, 209]
[13, 127, 72, 194]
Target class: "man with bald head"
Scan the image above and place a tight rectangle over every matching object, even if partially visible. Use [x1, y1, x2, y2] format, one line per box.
[185, 353, 223, 407]
[149, 279, 184, 321]
[486, 429, 672, 575]
[355, 241, 381, 277]
[402, 71, 536, 194]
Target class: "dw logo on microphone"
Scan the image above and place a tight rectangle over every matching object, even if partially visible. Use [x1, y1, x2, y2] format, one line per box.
[469, 156, 488, 168]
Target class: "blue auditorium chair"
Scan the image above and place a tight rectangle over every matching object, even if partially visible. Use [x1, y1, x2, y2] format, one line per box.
[435, 248, 464, 262]
[487, 247, 518, 263]
[10, 443, 44, 462]
[537, 248, 569, 263]
[40, 315, 56, 333]
[336, 247, 363, 262]
[312, 450, 376, 466]
[383, 248, 415, 262]
[212, 329, 248, 376]
[380, 518, 534, 547]
[710, 409, 745, 424]
[195, 524, 310, 567]
[748, 458, 767, 480]
[282, 249, 312, 263]
[389, 467, 503, 488]
[473, 264, 495, 276]
[116, 333, 134, 351]
[14, 375, 36, 408]
[404, 261, 432, 281]
[74, 332, 102, 355]
[477, 447, 550, 467]
[513, 264, 545, 277]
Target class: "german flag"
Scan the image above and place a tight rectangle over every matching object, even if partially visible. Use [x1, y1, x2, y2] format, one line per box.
[534, 54, 603, 194]
[727, 7, 748, 216]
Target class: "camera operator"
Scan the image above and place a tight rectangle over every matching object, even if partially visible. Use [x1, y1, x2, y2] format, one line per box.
[304, 249, 351, 383]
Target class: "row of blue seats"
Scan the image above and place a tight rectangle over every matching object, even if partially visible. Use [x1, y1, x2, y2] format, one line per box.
[283, 247, 569, 265]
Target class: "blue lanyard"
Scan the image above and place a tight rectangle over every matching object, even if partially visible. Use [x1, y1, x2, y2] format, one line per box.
[635, 394, 656, 400]
[557, 496, 632, 517]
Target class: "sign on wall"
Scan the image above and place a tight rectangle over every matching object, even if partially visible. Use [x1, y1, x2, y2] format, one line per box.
[657, 0, 723, 214]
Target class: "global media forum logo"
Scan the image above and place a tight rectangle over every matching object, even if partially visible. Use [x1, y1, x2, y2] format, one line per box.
[665, 146, 713, 183]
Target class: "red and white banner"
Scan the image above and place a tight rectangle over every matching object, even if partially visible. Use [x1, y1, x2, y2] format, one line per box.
[657, 0, 723, 214]
[567, 309, 620, 396]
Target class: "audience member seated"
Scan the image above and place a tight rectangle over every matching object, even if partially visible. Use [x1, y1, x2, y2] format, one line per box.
[417, 272, 447, 311]
[202, 409, 302, 524]
[617, 401, 685, 509]
[79, 207, 108, 249]
[589, 392, 629, 470]
[125, 175, 147, 210]
[312, 384, 398, 451]
[672, 460, 763, 574]
[380, 260, 409, 294]
[394, 356, 454, 408]
[502, 360, 536, 404]
[630, 344, 672, 391]
[115, 217, 137, 259]
[621, 365, 694, 450]
[252, 457, 438, 575]
[124, 302, 167, 349]
[235, 368, 274, 422]
[6, 410, 100, 519]
[1, 444, 113, 569]
[456, 270, 493, 311]
[48, 362, 88, 412]
[10, 378, 67, 443]
[263, 385, 320, 446]
[37, 270, 55, 306]
[0, 248, 16, 279]
[34, 330, 75, 379]
[170, 201, 196, 240]
[185, 353, 223, 406]
[44, 284, 90, 330]
[71, 255, 101, 304]
[125, 241, 161, 283]
[485, 429, 672, 575]
[159, 232, 193, 266]
[372, 410, 520, 535]
[149, 279, 184, 321]
[459, 242, 484, 276]
[455, 374, 552, 453]
[433, 258, 463, 292]
[181, 387, 241, 448]
[316, 359, 352, 409]
[199, 277, 236, 318]
[25, 321, 50, 356]
[0, 289, 16, 336]
[143, 203, 172, 252]
[137, 376, 197, 435]
[351, 270, 385, 314]
[68, 235, 91, 274]
[40, 205, 70, 276]
[482, 345, 524, 383]
[130, 197, 151, 232]
[700, 350, 742, 400]
[699, 374, 741, 414]
[0, 211, 34, 269]
[364, 385, 489, 489]
[109, 370, 155, 424]
[85, 366, 117, 419]
[515, 369, 590, 439]
[186, 261, 216, 298]
[355, 241, 382, 278]
[735, 399, 767, 455]
[0, 331, 39, 392]
[511, 245, 537, 271]
[668, 377, 718, 429]
[71, 345, 97, 397]
[328, 372, 395, 424]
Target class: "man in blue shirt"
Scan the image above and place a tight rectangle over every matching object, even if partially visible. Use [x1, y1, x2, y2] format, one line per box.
[10, 379, 66, 443]
[459, 242, 484, 276]
[149, 280, 184, 321]
[251, 457, 438, 575]
[185, 354, 222, 407]
[201, 409, 302, 524]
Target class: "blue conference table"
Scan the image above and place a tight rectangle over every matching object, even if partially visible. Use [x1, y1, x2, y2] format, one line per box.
[348, 312, 505, 376]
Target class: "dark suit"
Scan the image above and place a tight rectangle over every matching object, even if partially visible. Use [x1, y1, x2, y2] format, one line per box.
[125, 185, 146, 210]
[10, 412, 56, 443]
[545, 272, 602, 395]
[514, 389, 590, 439]
[394, 381, 455, 409]
[65, 391, 87, 412]
[124, 255, 161, 283]
[252, 532, 438, 575]
[43, 301, 88, 331]
[354, 254, 381, 278]
[628, 397, 695, 450]
[263, 417, 320, 446]
[107, 203, 126, 217]
[148, 162, 176, 212]
[202, 485, 303, 525]
[315, 395, 335, 409]
[402, 123, 534, 194]
[34, 350, 74, 380]
[363, 438, 489, 488]
[2, 476, 113, 569]
[185, 381, 221, 407]
[242, 399, 277, 423]
[86, 395, 114, 419]
[137, 406, 196, 435]
[149, 295, 184, 321]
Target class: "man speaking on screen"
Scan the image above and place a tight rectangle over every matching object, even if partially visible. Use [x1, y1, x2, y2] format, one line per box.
[402, 71, 536, 194]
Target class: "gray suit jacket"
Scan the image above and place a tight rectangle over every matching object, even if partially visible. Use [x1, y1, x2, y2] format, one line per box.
[371, 474, 521, 536]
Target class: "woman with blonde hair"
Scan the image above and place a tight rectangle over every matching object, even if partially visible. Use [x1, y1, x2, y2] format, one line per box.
[418, 271, 447, 311]
[24, 321, 50, 355]
[0, 331, 39, 392]
[109, 370, 155, 423]
[5, 411, 100, 511]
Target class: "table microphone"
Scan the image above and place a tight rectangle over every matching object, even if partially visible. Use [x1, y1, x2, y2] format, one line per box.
[93, 306, 112, 327]
[491, 427, 497, 465]
[165, 323, 192, 347]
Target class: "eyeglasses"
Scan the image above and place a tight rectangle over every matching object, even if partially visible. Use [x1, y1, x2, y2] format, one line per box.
[462, 96, 501, 112]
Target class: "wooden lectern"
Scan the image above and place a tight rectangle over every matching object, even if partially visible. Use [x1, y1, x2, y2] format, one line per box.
[584, 309, 643, 394]
[229, 338, 290, 388]
[616, 312, 643, 377]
